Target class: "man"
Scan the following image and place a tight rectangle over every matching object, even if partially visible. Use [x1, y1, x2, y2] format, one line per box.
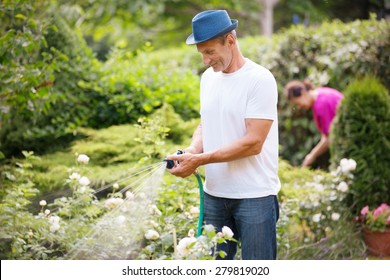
[167, 10, 280, 260]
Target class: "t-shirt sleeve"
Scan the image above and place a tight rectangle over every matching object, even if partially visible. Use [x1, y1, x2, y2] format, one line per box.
[245, 71, 278, 120]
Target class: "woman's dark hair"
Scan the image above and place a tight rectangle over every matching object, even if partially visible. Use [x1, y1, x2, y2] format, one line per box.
[284, 79, 313, 100]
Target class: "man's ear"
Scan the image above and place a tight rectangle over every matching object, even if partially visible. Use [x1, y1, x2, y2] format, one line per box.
[226, 34, 235, 46]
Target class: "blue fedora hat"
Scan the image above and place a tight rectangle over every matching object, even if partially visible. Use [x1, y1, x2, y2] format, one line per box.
[186, 10, 238, 45]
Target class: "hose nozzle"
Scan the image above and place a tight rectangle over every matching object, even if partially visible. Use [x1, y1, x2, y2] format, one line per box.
[163, 150, 184, 169]
[164, 159, 175, 169]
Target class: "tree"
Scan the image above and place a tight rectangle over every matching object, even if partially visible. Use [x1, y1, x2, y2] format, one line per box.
[260, 0, 279, 37]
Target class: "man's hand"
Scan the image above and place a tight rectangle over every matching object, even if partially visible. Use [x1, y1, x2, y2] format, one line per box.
[166, 152, 200, 178]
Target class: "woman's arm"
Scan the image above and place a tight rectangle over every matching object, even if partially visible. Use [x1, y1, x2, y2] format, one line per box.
[302, 134, 329, 167]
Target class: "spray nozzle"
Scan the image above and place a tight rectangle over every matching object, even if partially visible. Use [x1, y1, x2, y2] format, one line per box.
[163, 150, 184, 169]
[164, 159, 175, 169]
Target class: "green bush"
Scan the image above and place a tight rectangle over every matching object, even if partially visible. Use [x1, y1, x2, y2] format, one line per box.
[0, 5, 105, 157]
[0, 1, 62, 156]
[330, 76, 390, 213]
[99, 44, 200, 125]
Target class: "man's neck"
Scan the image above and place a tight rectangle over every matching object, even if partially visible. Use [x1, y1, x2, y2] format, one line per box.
[223, 52, 246, 74]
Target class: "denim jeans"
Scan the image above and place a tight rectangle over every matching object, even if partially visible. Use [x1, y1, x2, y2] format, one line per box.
[203, 192, 279, 260]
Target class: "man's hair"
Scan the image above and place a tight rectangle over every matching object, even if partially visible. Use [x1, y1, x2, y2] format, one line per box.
[215, 30, 237, 45]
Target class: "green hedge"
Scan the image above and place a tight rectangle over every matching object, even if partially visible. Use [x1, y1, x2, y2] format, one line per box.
[330, 76, 390, 212]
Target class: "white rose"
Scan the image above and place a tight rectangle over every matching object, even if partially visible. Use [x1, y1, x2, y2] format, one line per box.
[176, 236, 197, 257]
[312, 213, 321, 223]
[337, 181, 349, 192]
[77, 154, 90, 164]
[329, 190, 338, 201]
[104, 197, 124, 209]
[44, 209, 51, 215]
[189, 206, 200, 215]
[340, 158, 357, 174]
[188, 229, 195, 238]
[144, 229, 160, 240]
[79, 176, 90, 186]
[347, 159, 357, 171]
[49, 215, 60, 224]
[221, 226, 234, 238]
[69, 172, 81, 180]
[204, 224, 215, 233]
[113, 183, 120, 189]
[39, 200, 47, 206]
[331, 213, 340, 221]
[50, 223, 60, 232]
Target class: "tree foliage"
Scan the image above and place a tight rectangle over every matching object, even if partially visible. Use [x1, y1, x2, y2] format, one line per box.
[54, 0, 388, 59]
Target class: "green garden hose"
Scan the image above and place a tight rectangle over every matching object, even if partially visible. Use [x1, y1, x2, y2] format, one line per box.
[194, 172, 204, 237]
[164, 153, 204, 237]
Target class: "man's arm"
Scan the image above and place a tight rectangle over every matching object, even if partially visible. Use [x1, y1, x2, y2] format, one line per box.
[183, 123, 203, 154]
[168, 118, 273, 177]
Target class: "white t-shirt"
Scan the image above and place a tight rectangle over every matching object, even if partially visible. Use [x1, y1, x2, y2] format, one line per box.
[200, 58, 281, 199]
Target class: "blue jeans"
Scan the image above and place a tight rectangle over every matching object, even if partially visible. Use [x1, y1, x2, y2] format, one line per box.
[203, 192, 279, 260]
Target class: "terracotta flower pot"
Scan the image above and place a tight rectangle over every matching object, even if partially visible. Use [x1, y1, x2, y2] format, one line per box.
[362, 227, 390, 257]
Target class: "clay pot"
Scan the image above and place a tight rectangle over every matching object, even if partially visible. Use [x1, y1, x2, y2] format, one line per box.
[362, 227, 390, 257]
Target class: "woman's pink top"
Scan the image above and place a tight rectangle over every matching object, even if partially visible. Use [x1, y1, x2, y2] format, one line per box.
[312, 87, 343, 136]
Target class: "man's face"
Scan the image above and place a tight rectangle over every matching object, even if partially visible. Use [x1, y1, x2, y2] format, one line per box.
[196, 35, 233, 73]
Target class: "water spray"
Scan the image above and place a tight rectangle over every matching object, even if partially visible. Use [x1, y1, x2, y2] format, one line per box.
[164, 151, 204, 237]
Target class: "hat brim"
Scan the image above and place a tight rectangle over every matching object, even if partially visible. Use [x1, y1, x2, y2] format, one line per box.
[186, 19, 238, 45]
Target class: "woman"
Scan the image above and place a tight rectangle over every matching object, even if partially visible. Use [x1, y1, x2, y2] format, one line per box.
[284, 80, 343, 167]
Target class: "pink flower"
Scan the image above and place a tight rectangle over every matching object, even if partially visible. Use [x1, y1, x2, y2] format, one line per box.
[373, 203, 389, 220]
[360, 206, 369, 216]
[358, 203, 390, 231]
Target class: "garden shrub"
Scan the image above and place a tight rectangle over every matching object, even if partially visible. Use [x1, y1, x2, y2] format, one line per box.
[0, 1, 62, 157]
[99, 45, 200, 125]
[0, 6, 105, 157]
[330, 76, 390, 213]
[276, 158, 366, 259]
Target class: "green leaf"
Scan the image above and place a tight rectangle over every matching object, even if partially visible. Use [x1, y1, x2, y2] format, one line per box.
[15, 14, 26, 20]
[218, 250, 227, 259]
